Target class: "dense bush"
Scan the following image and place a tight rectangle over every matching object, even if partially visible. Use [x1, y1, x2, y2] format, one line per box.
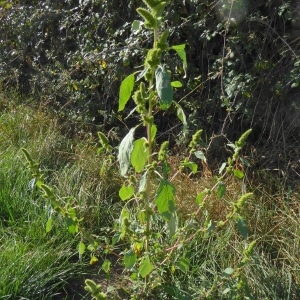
[0, 0, 299, 174]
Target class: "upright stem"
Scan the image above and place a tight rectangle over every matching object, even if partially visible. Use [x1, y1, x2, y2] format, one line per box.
[144, 26, 159, 255]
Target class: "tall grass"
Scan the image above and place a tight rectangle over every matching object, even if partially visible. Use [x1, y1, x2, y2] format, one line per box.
[0, 93, 121, 299]
[1, 91, 299, 299]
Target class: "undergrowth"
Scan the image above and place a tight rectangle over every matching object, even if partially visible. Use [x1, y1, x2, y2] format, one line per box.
[0, 0, 299, 298]
[1, 86, 299, 299]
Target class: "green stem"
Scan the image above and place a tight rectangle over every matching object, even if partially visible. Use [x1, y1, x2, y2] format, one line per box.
[144, 25, 159, 255]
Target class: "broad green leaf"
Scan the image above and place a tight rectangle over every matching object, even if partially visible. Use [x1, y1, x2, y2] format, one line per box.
[36, 179, 43, 188]
[176, 257, 190, 273]
[217, 182, 226, 199]
[171, 81, 183, 87]
[124, 250, 137, 269]
[131, 138, 148, 173]
[102, 259, 111, 273]
[233, 169, 244, 179]
[90, 255, 98, 265]
[155, 180, 176, 221]
[171, 44, 187, 77]
[118, 128, 135, 176]
[77, 241, 86, 255]
[131, 20, 142, 34]
[118, 73, 135, 112]
[45, 217, 53, 233]
[66, 218, 78, 234]
[155, 65, 173, 110]
[119, 184, 135, 200]
[237, 216, 248, 239]
[138, 256, 153, 278]
[183, 160, 197, 173]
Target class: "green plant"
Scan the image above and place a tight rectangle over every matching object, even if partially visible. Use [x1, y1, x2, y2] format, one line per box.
[20, 1, 257, 298]
[88, 1, 255, 298]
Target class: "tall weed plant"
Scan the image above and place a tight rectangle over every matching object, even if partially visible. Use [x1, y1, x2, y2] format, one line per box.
[22, 1, 256, 299]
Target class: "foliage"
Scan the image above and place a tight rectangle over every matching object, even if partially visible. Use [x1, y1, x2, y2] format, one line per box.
[1, 87, 300, 299]
[1, 0, 300, 298]
[1, 0, 299, 160]
[20, 2, 258, 298]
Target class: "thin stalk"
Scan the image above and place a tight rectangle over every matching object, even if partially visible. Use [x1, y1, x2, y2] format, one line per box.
[144, 25, 159, 255]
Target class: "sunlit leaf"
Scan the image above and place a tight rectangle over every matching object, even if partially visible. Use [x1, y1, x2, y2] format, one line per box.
[45, 217, 53, 233]
[155, 179, 176, 221]
[118, 128, 135, 176]
[233, 169, 244, 179]
[171, 44, 187, 77]
[171, 81, 183, 87]
[194, 150, 206, 161]
[151, 124, 157, 142]
[77, 241, 86, 255]
[66, 218, 78, 234]
[196, 190, 209, 205]
[131, 20, 143, 34]
[138, 171, 147, 193]
[124, 250, 137, 269]
[155, 65, 173, 110]
[119, 184, 135, 200]
[102, 259, 111, 273]
[120, 207, 130, 239]
[219, 162, 227, 174]
[90, 255, 98, 265]
[138, 256, 153, 278]
[131, 138, 148, 173]
[174, 102, 188, 135]
[183, 160, 197, 173]
[118, 73, 135, 111]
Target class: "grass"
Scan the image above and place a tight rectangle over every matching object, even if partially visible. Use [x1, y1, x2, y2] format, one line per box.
[0, 90, 299, 299]
[0, 92, 121, 299]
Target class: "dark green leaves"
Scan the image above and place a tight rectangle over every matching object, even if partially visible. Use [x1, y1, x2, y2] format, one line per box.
[237, 216, 248, 239]
[217, 182, 226, 199]
[155, 179, 176, 221]
[139, 256, 153, 278]
[124, 250, 137, 269]
[176, 257, 190, 273]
